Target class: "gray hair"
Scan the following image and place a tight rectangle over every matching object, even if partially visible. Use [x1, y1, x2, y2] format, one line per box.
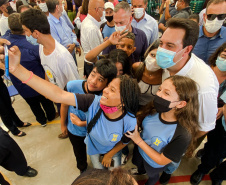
[131, 0, 148, 4]
[114, 1, 131, 15]
[8, 13, 24, 34]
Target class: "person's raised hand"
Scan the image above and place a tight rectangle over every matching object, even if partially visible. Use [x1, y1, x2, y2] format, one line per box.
[0, 39, 21, 74]
[108, 28, 128, 46]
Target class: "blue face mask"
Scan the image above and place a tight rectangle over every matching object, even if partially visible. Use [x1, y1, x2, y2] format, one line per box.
[156, 47, 184, 69]
[216, 56, 226, 72]
[26, 35, 38, 46]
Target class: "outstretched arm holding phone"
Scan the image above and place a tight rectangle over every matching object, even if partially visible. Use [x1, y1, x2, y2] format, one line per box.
[0, 39, 76, 107]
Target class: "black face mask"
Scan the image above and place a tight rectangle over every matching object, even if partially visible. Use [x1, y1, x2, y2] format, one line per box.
[153, 95, 172, 113]
[6, 6, 15, 15]
[105, 15, 113, 23]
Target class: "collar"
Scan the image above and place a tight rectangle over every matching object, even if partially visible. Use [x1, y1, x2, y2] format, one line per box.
[49, 13, 60, 24]
[87, 14, 100, 27]
[180, 6, 190, 11]
[9, 33, 26, 39]
[174, 53, 195, 76]
[199, 25, 224, 39]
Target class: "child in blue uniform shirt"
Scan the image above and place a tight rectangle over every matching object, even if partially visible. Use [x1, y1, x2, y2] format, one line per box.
[126, 75, 200, 185]
[1, 45, 140, 170]
[60, 59, 117, 173]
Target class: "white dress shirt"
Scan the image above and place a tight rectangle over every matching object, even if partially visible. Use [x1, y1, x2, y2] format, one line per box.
[81, 14, 103, 63]
[0, 14, 9, 36]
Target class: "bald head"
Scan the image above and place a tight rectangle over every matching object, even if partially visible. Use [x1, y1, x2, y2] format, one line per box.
[88, 0, 105, 22]
[88, 0, 105, 10]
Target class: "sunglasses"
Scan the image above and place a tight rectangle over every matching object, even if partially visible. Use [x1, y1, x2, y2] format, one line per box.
[207, 14, 226, 21]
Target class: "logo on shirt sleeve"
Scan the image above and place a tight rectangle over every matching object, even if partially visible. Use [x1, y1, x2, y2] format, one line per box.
[109, 133, 121, 143]
[111, 134, 118, 142]
[153, 138, 162, 146]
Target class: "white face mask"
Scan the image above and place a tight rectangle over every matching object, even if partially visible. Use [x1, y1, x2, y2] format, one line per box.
[175, 1, 178, 10]
[38, 3, 48, 12]
[145, 55, 160, 72]
[204, 17, 224, 33]
[115, 25, 127, 32]
[100, 10, 105, 21]
[134, 8, 144, 19]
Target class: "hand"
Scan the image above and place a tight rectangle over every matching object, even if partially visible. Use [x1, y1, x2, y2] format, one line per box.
[61, 123, 68, 135]
[216, 107, 223, 120]
[70, 113, 82, 126]
[125, 125, 142, 144]
[76, 46, 81, 56]
[67, 43, 76, 53]
[0, 39, 21, 74]
[103, 37, 108, 42]
[108, 29, 128, 45]
[101, 153, 113, 168]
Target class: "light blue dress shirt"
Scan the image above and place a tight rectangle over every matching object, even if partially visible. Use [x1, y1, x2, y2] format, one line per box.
[48, 13, 79, 48]
[193, 26, 226, 64]
[131, 12, 159, 45]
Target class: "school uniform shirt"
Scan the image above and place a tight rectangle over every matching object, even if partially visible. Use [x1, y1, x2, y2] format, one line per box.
[39, 39, 80, 89]
[66, 80, 87, 137]
[139, 113, 191, 168]
[74, 94, 137, 155]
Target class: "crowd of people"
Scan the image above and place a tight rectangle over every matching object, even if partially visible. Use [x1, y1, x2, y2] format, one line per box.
[0, 0, 225, 184]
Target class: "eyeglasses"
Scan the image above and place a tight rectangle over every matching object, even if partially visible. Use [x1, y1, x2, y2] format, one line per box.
[95, 7, 105, 11]
[207, 14, 226, 21]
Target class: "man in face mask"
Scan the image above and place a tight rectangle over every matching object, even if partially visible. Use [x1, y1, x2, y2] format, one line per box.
[192, 0, 226, 64]
[100, 2, 115, 40]
[156, 18, 219, 185]
[46, 0, 81, 66]
[103, 1, 148, 63]
[131, 0, 158, 45]
[0, 0, 15, 35]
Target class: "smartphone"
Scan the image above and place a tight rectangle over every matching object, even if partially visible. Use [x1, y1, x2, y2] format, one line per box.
[99, 154, 115, 167]
[4, 44, 9, 77]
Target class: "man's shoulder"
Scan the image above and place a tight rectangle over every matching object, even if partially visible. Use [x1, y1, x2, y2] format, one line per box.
[188, 54, 218, 90]
[132, 26, 146, 36]
[145, 13, 157, 23]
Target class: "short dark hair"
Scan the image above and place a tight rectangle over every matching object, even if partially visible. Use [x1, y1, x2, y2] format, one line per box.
[18, 5, 30, 13]
[94, 59, 117, 84]
[109, 49, 131, 75]
[20, 8, 50, 34]
[206, 0, 226, 12]
[209, 43, 226, 67]
[188, 14, 200, 23]
[46, 0, 59, 13]
[119, 31, 135, 46]
[8, 13, 24, 34]
[166, 18, 199, 52]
